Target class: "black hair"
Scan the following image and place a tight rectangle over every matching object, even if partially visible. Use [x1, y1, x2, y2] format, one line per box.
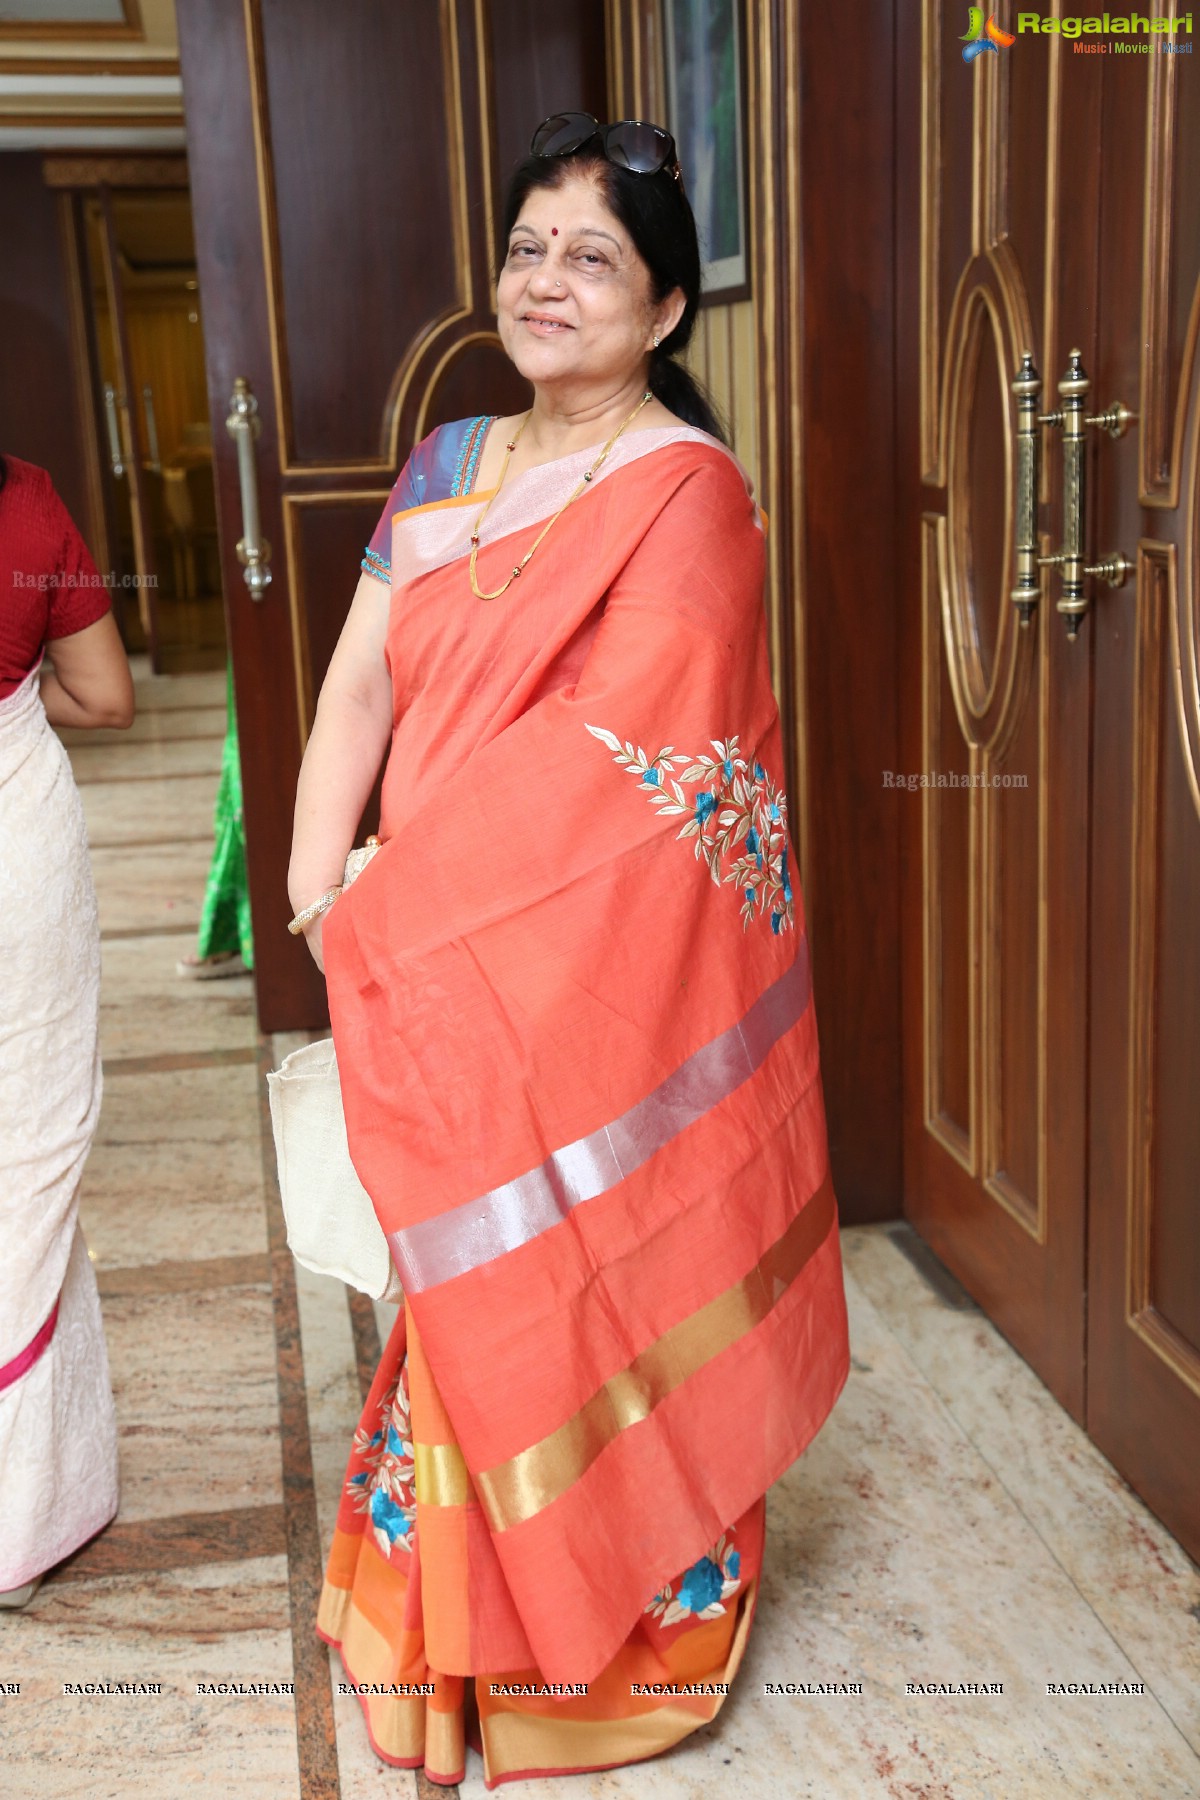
[499, 147, 728, 444]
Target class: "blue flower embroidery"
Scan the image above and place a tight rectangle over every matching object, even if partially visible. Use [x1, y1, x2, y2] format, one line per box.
[369, 1485, 412, 1548]
[677, 1554, 725, 1616]
[643, 1528, 742, 1626]
[584, 726, 796, 937]
[347, 1367, 417, 1553]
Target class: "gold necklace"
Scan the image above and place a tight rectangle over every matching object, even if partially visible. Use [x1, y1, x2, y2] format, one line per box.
[468, 389, 654, 601]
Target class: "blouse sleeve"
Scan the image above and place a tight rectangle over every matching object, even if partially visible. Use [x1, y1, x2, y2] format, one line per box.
[44, 483, 110, 640]
[361, 429, 440, 584]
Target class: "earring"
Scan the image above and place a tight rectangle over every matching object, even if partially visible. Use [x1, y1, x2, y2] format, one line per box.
[653, 332, 660, 348]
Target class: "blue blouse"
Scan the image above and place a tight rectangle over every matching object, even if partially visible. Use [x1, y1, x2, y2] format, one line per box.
[361, 416, 494, 584]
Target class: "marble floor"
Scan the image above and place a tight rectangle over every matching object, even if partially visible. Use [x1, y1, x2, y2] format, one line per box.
[2, 662, 1198, 1800]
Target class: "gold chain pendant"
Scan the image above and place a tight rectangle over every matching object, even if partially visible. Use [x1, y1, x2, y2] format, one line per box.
[468, 390, 653, 601]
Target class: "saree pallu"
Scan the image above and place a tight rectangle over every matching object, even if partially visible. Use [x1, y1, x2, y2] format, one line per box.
[323, 425, 849, 1780]
[0, 672, 119, 1587]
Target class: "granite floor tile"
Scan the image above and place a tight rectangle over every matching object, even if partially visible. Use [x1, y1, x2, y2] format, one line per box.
[79, 771, 218, 848]
[71, 738, 224, 783]
[89, 842, 213, 938]
[99, 932, 256, 1060]
[79, 1136, 266, 1268]
[842, 1223, 1200, 1759]
[131, 669, 225, 712]
[0, 1558, 300, 1800]
[100, 1284, 282, 1522]
[95, 1062, 261, 1146]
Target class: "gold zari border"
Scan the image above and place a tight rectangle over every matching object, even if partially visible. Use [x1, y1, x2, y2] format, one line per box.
[480, 1576, 759, 1781]
[414, 1440, 472, 1509]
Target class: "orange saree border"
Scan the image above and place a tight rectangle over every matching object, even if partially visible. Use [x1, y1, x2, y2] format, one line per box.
[318, 1304, 767, 1787]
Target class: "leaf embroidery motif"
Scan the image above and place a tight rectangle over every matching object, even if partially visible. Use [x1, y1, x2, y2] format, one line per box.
[585, 725, 796, 934]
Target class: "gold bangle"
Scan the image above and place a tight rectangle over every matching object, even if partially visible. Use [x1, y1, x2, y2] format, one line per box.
[287, 886, 343, 935]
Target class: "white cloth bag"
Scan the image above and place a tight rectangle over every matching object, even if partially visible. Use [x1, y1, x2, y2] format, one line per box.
[267, 1036, 404, 1303]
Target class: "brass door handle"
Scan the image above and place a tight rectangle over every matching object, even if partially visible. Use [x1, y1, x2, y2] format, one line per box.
[103, 382, 125, 480]
[1010, 354, 1043, 628]
[1029, 348, 1135, 639]
[141, 383, 161, 469]
[224, 376, 272, 599]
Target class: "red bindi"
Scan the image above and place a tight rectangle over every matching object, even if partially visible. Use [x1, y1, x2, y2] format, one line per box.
[551, 227, 558, 236]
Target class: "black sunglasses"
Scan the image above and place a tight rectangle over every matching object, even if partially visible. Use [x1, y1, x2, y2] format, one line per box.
[530, 111, 682, 185]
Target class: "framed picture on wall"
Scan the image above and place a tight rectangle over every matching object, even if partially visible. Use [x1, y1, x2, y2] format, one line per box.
[663, 0, 749, 302]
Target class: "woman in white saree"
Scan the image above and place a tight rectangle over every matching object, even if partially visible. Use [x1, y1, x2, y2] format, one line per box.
[0, 454, 133, 1606]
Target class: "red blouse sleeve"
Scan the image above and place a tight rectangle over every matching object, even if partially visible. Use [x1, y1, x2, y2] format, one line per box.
[44, 487, 110, 640]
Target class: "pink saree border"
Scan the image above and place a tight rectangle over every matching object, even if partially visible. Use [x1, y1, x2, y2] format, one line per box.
[0, 1297, 60, 1393]
[389, 426, 755, 592]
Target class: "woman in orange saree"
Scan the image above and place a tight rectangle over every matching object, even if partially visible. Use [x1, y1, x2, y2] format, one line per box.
[289, 115, 849, 1789]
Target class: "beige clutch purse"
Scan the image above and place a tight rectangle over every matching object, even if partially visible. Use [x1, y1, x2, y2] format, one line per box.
[267, 837, 404, 1303]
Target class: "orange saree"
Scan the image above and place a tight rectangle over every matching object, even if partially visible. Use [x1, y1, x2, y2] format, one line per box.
[319, 422, 849, 1787]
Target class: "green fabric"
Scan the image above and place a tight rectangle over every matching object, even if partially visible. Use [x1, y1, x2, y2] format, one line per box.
[196, 659, 255, 967]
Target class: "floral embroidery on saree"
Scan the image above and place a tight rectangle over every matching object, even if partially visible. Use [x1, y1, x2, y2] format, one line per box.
[585, 727, 796, 933]
[644, 1530, 742, 1626]
[345, 1362, 417, 1559]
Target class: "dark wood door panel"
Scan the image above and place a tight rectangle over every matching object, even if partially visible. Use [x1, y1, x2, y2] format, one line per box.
[902, 7, 1199, 1549]
[1087, 38, 1200, 1552]
[901, 11, 1095, 1419]
[256, 0, 458, 470]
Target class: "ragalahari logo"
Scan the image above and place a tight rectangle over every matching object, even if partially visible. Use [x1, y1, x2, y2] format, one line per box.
[962, 8, 1016, 58]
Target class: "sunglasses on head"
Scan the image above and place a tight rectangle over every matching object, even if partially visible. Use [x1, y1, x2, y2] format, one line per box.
[530, 111, 682, 185]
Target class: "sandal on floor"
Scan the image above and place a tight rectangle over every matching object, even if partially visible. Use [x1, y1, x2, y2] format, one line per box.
[0, 1575, 43, 1610]
[175, 951, 249, 981]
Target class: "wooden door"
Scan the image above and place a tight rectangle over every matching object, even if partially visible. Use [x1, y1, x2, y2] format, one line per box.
[898, 7, 1099, 1420]
[176, 0, 606, 1030]
[900, 4, 1200, 1556]
[96, 184, 163, 667]
[1086, 35, 1200, 1562]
